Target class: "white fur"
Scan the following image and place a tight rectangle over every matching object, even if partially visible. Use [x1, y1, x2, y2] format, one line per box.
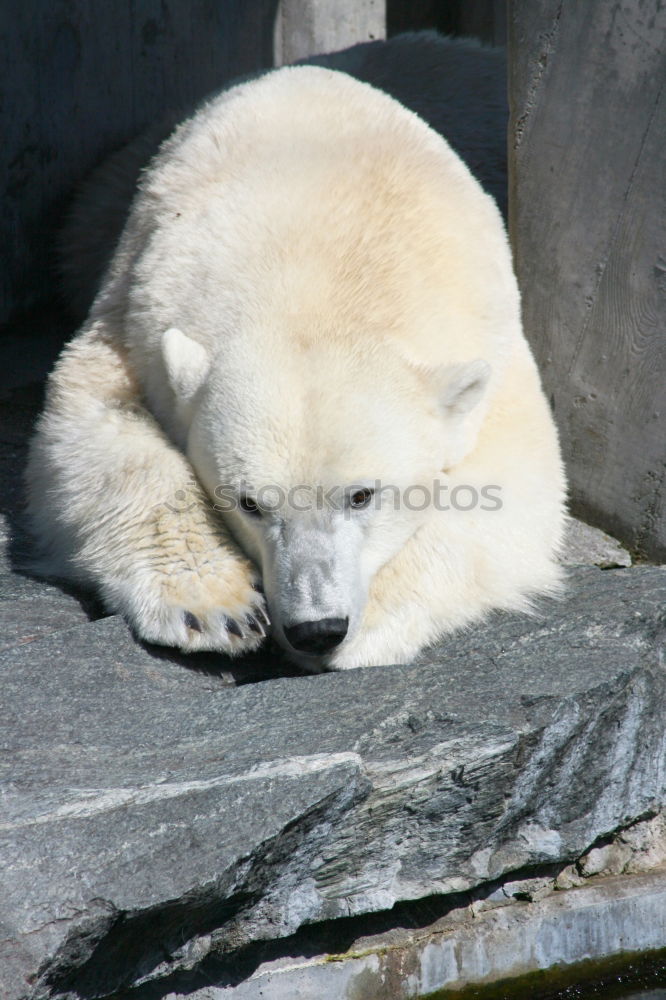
[27, 66, 566, 668]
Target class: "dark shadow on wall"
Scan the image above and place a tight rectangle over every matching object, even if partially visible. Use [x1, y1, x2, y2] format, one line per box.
[0, 0, 280, 331]
[388, 0, 507, 45]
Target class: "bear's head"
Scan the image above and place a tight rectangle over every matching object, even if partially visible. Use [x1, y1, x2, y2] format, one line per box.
[161, 325, 491, 665]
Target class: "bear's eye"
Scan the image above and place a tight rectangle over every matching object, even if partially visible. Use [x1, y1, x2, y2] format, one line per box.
[350, 487, 374, 510]
[239, 494, 260, 516]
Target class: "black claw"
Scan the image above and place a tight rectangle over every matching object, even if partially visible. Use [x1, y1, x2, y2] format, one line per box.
[246, 613, 264, 636]
[225, 616, 244, 639]
[256, 605, 271, 627]
[184, 611, 202, 632]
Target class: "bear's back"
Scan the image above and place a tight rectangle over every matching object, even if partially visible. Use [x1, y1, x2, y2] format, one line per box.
[122, 67, 518, 381]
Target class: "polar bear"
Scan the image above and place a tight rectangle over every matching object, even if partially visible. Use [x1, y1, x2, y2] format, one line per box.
[26, 66, 565, 670]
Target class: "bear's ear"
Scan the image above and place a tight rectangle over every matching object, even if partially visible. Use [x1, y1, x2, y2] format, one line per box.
[435, 360, 491, 418]
[161, 327, 210, 403]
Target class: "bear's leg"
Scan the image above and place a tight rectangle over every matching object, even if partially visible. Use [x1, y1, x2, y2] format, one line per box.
[329, 512, 562, 670]
[326, 531, 484, 671]
[328, 598, 440, 671]
[26, 322, 268, 655]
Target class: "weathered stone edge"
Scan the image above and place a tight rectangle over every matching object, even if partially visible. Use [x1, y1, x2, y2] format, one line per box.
[198, 862, 666, 999]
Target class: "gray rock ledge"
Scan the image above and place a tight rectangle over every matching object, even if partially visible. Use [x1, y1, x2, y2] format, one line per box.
[1, 564, 665, 999]
[173, 867, 666, 999]
[560, 516, 633, 568]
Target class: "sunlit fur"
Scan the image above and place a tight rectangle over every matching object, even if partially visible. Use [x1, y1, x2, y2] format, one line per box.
[26, 67, 565, 668]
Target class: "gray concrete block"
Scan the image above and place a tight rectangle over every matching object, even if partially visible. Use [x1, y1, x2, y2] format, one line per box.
[273, 0, 385, 66]
[508, 0, 666, 560]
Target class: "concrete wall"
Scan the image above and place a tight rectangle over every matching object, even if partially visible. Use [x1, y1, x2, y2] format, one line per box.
[508, 0, 666, 560]
[0, 0, 385, 328]
[274, 0, 384, 65]
[0, 1, 279, 327]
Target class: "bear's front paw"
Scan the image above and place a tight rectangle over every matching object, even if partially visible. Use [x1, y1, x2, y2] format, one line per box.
[110, 571, 270, 656]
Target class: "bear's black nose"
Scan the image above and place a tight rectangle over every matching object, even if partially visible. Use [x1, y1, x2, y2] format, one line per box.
[284, 618, 349, 654]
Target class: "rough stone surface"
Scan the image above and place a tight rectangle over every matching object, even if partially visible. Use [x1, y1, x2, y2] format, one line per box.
[177, 868, 666, 999]
[1, 562, 665, 999]
[579, 812, 666, 879]
[560, 516, 632, 568]
[0, 559, 91, 651]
